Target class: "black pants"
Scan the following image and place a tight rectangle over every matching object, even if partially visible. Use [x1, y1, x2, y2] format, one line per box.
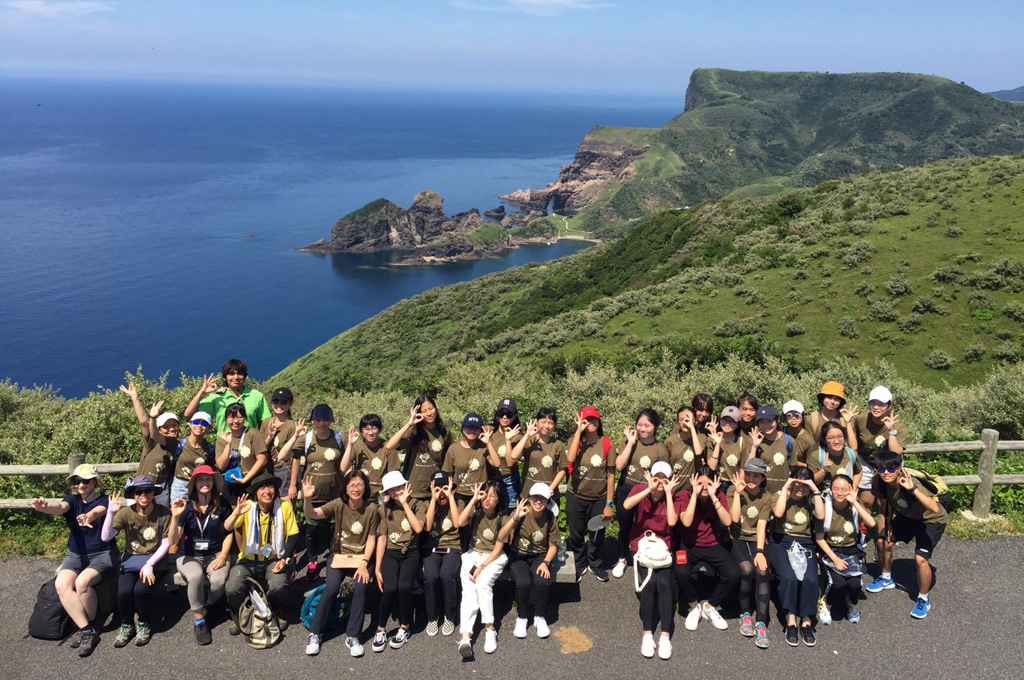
[378, 549, 421, 627]
[311, 564, 370, 638]
[822, 549, 864, 605]
[673, 544, 740, 609]
[304, 504, 333, 563]
[731, 539, 770, 625]
[565, 493, 606, 576]
[769, 536, 818, 618]
[422, 547, 461, 622]
[636, 565, 674, 634]
[117, 570, 162, 624]
[508, 554, 551, 620]
[615, 483, 636, 560]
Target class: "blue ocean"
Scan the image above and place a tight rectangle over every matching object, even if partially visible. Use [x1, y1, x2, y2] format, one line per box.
[0, 77, 678, 396]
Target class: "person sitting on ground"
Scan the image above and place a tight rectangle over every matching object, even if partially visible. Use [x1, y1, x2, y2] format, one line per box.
[422, 471, 463, 638]
[30, 464, 115, 657]
[168, 465, 242, 646]
[187, 360, 271, 433]
[225, 472, 300, 635]
[101, 475, 172, 649]
[728, 458, 773, 649]
[456, 480, 509, 658]
[214, 402, 269, 504]
[294, 404, 342, 581]
[302, 469, 379, 658]
[564, 406, 615, 583]
[814, 473, 876, 626]
[622, 461, 680, 660]
[866, 448, 947, 619]
[499, 482, 560, 640]
[672, 466, 739, 634]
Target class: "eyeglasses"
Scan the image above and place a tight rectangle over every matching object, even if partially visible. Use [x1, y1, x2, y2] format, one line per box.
[785, 413, 803, 419]
[825, 435, 845, 442]
[191, 419, 211, 427]
[529, 496, 547, 504]
[361, 425, 380, 431]
[878, 465, 900, 474]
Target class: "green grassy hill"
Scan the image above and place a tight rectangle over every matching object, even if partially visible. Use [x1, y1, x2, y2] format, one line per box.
[989, 86, 1024, 103]
[556, 69, 1024, 235]
[274, 154, 1024, 394]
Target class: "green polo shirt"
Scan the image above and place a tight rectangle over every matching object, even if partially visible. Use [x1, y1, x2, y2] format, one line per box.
[198, 387, 271, 433]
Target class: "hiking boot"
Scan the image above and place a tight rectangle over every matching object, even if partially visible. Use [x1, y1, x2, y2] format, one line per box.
[483, 628, 498, 653]
[346, 636, 365, 657]
[194, 619, 212, 646]
[134, 622, 152, 646]
[228, 617, 241, 636]
[754, 623, 769, 649]
[785, 625, 799, 647]
[911, 597, 931, 619]
[684, 605, 702, 631]
[847, 601, 861, 623]
[739, 612, 754, 637]
[426, 619, 439, 636]
[68, 629, 82, 648]
[589, 565, 609, 582]
[371, 630, 387, 653]
[441, 617, 456, 636]
[611, 559, 627, 579]
[389, 627, 410, 649]
[458, 637, 473, 659]
[702, 602, 728, 630]
[78, 628, 98, 657]
[306, 633, 322, 656]
[114, 623, 135, 648]
[275, 611, 289, 631]
[866, 575, 895, 593]
[801, 625, 816, 647]
[817, 596, 832, 625]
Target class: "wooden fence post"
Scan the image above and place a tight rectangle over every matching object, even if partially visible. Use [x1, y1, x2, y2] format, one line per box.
[67, 452, 86, 473]
[972, 429, 999, 520]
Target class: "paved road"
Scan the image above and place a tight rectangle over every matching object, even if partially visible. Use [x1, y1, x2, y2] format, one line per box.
[3, 537, 1022, 680]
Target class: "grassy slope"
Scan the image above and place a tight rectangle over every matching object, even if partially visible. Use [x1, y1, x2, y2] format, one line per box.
[274, 154, 1024, 393]
[564, 69, 1024, 236]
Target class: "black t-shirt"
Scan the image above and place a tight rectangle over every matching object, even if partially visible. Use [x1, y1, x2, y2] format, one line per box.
[62, 493, 114, 555]
[179, 499, 232, 556]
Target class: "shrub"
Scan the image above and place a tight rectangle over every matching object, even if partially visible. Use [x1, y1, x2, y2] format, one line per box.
[1003, 300, 1024, 322]
[968, 292, 993, 311]
[886, 275, 913, 297]
[924, 350, 954, 370]
[869, 299, 899, 322]
[963, 344, 986, 363]
[785, 322, 806, 337]
[837, 317, 859, 339]
[992, 342, 1022, 363]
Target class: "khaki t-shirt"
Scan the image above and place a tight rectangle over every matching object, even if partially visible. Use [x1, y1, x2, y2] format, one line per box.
[352, 439, 400, 497]
[622, 440, 670, 488]
[176, 438, 213, 481]
[489, 428, 523, 478]
[568, 437, 615, 500]
[520, 438, 568, 490]
[807, 446, 863, 486]
[215, 429, 268, 476]
[302, 432, 345, 503]
[780, 497, 815, 538]
[443, 440, 489, 496]
[398, 427, 453, 499]
[665, 432, 701, 486]
[260, 418, 298, 470]
[425, 498, 463, 550]
[510, 509, 560, 557]
[873, 476, 947, 524]
[716, 434, 752, 482]
[114, 504, 171, 562]
[758, 434, 795, 495]
[138, 436, 173, 487]
[806, 411, 849, 442]
[821, 501, 859, 549]
[853, 413, 908, 468]
[468, 511, 504, 553]
[730, 486, 773, 542]
[789, 430, 817, 466]
[321, 498, 380, 555]
[377, 499, 426, 553]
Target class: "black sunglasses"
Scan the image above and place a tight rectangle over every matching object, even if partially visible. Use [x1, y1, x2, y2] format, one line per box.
[878, 465, 900, 474]
[496, 409, 515, 418]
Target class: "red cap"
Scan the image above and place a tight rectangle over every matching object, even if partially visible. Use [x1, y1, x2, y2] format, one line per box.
[191, 465, 216, 478]
[579, 406, 601, 420]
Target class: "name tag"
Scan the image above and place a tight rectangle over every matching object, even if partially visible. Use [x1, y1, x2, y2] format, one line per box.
[194, 539, 211, 552]
[261, 544, 273, 558]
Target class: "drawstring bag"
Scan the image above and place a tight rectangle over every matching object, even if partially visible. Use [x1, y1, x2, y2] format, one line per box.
[788, 541, 809, 581]
[633, 531, 672, 592]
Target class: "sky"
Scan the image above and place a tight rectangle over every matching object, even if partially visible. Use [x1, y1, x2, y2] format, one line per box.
[0, 0, 1022, 96]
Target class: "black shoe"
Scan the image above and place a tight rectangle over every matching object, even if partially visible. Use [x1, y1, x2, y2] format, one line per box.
[78, 628, 97, 657]
[228, 618, 241, 636]
[785, 625, 799, 647]
[590, 566, 610, 582]
[67, 630, 82, 648]
[801, 625, 816, 647]
[276, 612, 289, 631]
[194, 619, 212, 646]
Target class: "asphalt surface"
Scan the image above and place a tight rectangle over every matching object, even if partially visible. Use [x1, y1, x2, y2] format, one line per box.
[3, 536, 1022, 680]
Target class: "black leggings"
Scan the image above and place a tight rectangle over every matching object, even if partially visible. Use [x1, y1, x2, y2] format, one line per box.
[508, 554, 551, 619]
[422, 548, 461, 622]
[378, 549, 421, 627]
[117, 570, 161, 625]
[636, 565, 674, 634]
[565, 493, 606, 577]
[823, 557, 863, 605]
[615, 483, 636, 560]
[304, 505, 333, 562]
[311, 564, 369, 637]
[731, 540, 770, 625]
[673, 544, 741, 609]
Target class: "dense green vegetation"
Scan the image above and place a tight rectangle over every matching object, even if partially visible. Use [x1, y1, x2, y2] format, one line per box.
[563, 69, 1024, 235]
[989, 86, 1024, 103]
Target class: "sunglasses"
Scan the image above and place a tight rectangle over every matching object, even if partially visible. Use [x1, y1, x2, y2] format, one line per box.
[496, 410, 515, 418]
[134, 488, 156, 496]
[528, 496, 547, 503]
[785, 413, 803, 419]
[271, 399, 290, 406]
[878, 465, 900, 474]
[70, 478, 92, 486]
[191, 419, 211, 427]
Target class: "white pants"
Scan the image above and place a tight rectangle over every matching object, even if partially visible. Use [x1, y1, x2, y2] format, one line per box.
[459, 550, 508, 635]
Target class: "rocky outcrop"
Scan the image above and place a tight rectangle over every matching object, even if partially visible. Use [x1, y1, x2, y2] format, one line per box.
[484, 205, 506, 218]
[300, 190, 485, 254]
[396, 231, 517, 264]
[500, 135, 649, 216]
[501, 209, 545, 228]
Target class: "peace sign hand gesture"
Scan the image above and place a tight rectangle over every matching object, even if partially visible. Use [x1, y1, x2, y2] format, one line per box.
[119, 383, 138, 400]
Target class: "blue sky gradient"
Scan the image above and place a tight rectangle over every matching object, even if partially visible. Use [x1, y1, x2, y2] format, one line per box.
[1, 1, 1021, 95]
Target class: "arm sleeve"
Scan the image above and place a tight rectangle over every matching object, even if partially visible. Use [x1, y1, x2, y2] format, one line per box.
[101, 506, 118, 542]
[143, 538, 170, 572]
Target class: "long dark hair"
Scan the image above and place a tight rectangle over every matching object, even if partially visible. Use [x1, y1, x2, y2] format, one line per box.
[492, 402, 521, 432]
[411, 394, 449, 450]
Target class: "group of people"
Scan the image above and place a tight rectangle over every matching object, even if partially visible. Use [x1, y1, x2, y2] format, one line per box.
[32, 360, 948, 660]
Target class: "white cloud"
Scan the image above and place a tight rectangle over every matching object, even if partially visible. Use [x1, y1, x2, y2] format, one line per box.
[451, 0, 613, 16]
[7, 1, 113, 18]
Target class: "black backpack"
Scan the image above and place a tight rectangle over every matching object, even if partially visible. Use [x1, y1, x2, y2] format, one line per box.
[28, 578, 72, 640]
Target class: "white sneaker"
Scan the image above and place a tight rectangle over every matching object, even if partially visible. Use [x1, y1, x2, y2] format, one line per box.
[817, 597, 832, 625]
[426, 619, 439, 637]
[534, 617, 550, 639]
[612, 559, 627, 579]
[345, 636, 364, 657]
[640, 633, 655, 658]
[305, 632, 322, 655]
[702, 602, 728, 631]
[483, 629, 498, 653]
[658, 635, 672, 660]
[513, 617, 528, 639]
[684, 606, 702, 631]
[458, 637, 473, 659]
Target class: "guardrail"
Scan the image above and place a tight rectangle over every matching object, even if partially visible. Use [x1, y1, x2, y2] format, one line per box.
[2, 429, 1023, 519]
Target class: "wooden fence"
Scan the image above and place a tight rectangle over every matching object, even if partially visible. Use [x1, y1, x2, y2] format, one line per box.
[2, 429, 1023, 519]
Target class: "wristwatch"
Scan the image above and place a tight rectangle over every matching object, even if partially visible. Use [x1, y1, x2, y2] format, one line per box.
[542, 559, 551, 567]
[889, 429, 899, 436]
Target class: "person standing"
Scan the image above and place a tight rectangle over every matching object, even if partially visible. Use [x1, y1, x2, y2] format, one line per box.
[564, 406, 615, 582]
[214, 403, 269, 503]
[728, 458, 773, 649]
[387, 396, 453, 501]
[815, 474, 876, 625]
[186, 360, 271, 433]
[488, 397, 524, 508]
[260, 387, 300, 497]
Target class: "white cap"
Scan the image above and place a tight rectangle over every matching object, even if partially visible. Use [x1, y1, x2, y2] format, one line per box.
[156, 412, 180, 427]
[381, 470, 407, 493]
[651, 461, 672, 478]
[526, 482, 558, 517]
[190, 411, 213, 425]
[782, 400, 804, 416]
[869, 386, 893, 404]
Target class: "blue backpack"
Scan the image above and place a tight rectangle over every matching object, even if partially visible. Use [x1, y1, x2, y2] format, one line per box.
[301, 584, 343, 631]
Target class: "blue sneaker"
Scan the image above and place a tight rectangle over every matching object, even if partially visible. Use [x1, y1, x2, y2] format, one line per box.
[866, 576, 895, 593]
[911, 597, 931, 619]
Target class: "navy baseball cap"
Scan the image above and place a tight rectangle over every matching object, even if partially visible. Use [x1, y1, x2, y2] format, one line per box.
[462, 413, 484, 429]
[310, 404, 334, 421]
[755, 405, 778, 422]
[496, 397, 518, 413]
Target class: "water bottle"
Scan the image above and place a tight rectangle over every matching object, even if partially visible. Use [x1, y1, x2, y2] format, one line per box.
[788, 541, 808, 580]
[556, 538, 568, 565]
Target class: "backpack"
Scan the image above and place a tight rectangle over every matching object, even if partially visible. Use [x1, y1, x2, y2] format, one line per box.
[904, 467, 951, 509]
[28, 578, 72, 640]
[237, 577, 282, 649]
[301, 583, 343, 632]
[174, 437, 214, 470]
[304, 430, 344, 455]
[817, 446, 857, 480]
[633, 531, 672, 592]
[567, 435, 611, 475]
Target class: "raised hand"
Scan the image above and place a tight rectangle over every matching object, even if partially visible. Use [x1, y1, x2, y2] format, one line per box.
[709, 415, 719, 435]
[218, 429, 233, 446]
[841, 405, 859, 421]
[293, 418, 308, 439]
[119, 383, 138, 399]
[525, 419, 539, 439]
[108, 491, 123, 512]
[394, 483, 411, 504]
[200, 373, 219, 395]
[709, 474, 722, 495]
[730, 471, 744, 489]
[514, 498, 529, 519]
[708, 428, 723, 446]
[148, 399, 165, 419]
[235, 494, 252, 515]
[409, 404, 424, 426]
[897, 469, 915, 490]
[506, 424, 521, 440]
[266, 420, 280, 438]
[574, 413, 588, 432]
[751, 428, 765, 449]
[301, 476, 315, 499]
[472, 483, 485, 504]
[644, 470, 657, 491]
[665, 475, 682, 494]
[30, 497, 49, 511]
[624, 427, 638, 444]
[882, 411, 900, 430]
[347, 425, 360, 446]
[170, 497, 188, 518]
[689, 473, 700, 491]
[480, 426, 494, 444]
[782, 478, 795, 495]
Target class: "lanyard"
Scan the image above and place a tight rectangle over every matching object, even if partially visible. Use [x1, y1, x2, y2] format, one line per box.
[196, 506, 214, 539]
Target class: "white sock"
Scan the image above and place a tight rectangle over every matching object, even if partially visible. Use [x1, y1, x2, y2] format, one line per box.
[919, 593, 929, 601]
[881, 572, 892, 580]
